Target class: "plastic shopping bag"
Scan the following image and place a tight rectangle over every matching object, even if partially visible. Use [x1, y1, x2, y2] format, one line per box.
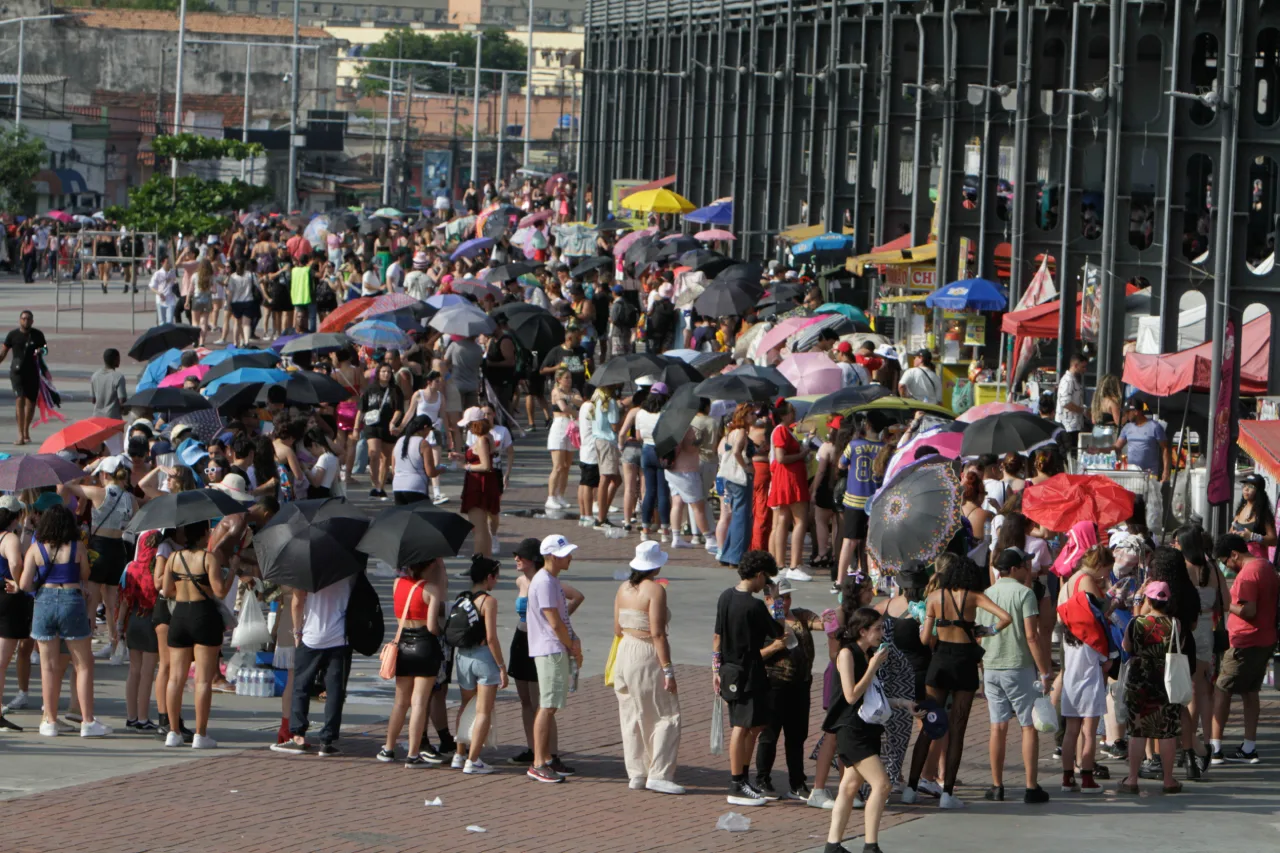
[1032, 696, 1059, 734]
[603, 636, 621, 687]
[710, 695, 725, 755]
[231, 599, 271, 649]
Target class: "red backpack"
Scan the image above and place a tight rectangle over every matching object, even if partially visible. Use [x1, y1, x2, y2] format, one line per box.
[122, 531, 161, 613]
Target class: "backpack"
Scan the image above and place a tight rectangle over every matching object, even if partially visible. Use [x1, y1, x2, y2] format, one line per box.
[443, 591, 488, 649]
[344, 572, 385, 656]
[508, 331, 534, 377]
[647, 299, 675, 338]
[611, 298, 639, 330]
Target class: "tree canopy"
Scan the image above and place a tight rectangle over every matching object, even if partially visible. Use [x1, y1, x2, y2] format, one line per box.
[0, 127, 47, 214]
[357, 27, 528, 96]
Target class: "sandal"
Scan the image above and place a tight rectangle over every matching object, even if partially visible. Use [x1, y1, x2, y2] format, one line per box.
[1115, 777, 1140, 794]
[1162, 782, 1183, 795]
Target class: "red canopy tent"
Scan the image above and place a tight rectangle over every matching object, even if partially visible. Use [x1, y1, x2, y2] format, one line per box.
[1001, 284, 1143, 378]
[1238, 419, 1280, 481]
[1122, 315, 1270, 396]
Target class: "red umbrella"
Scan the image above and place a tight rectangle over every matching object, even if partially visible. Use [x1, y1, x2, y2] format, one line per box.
[39, 417, 126, 454]
[1022, 473, 1135, 533]
[318, 297, 376, 333]
[360, 292, 420, 319]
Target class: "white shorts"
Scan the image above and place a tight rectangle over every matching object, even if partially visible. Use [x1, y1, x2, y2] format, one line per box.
[547, 416, 574, 451]
[664, 469, 704, 503]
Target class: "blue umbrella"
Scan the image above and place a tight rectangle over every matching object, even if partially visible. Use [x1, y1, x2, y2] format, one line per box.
[136, 348, 184, 392]
[791, 232, 854, 256]
[203, 367, 289, 395]
[426, 293, 467, 310]
[815, 303, 870, 325]
[924, 278, 1008, 312]
[683, 198, 733, 226]
[201, 347, 264, 366]
[347, 319, 412, 350]
[451, 237, 495, 261]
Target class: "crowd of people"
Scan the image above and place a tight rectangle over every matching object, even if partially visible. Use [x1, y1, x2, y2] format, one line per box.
[0, 180, 1276, 853]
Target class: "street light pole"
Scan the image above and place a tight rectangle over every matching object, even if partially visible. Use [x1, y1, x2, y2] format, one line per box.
[382, 57, 398, 205]
[171, 0, 188, 178]
[496, 71, 509, 185]
[241, 44, 252, 181]
[470, 32, 483, 186]
[523, 0, 534, 170]
[286, 0, 301, 211]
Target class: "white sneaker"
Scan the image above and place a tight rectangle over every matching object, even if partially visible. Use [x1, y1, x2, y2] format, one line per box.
[93, 643, 114, 659]
[164, 731, 183, 747]
[900, 786, 918, 804]
[939, 792, 965, 809]
[640, 530, 651, 542]
[464, 758, 494, 775]
[5, 690, 28, 711]
[432, 493, 449, 505]
[645, 779, 686, 795]
[491, 537, 501, 555]
[807, 788, 836, 809]
[545, 497, 560, 510]
[192, 734, 218, 749]
[672, 537, 693, 549]
[555, 496, 571, 509]
[918, 778, 943, 797]
[38, 721, 58, 737]
[704, 537, 719, 554]
[80, 720, 112, 738]
[108, 646, 126, 666]
[852, 796, 865, 809]
[787, 568, 814, 582]
[629, 776, 646, 790]
[451, 753, 466, 769]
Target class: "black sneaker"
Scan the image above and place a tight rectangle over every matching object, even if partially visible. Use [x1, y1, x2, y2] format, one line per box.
[984, 785, 1005, 801]
[1052, 746, 1063, 758]
[270, 739, 310, 755]
[1089, 764, 1110, 780]
[369, 489, 378, 498]
[437, 736, 457, 755]
[1185, 750, 1203, 781]
[507, 748, 535, 765]
[548, 756, 576, 777]
[787, 782, 812, 801]
[1211, 747, 1226, 765]
[134, 720, 158, 732]
[1197, 750, 1211, 773]
[754, 778, 780, 800]
[405, 755, 433, 768]
[1229, 745, 1262, 764]
[419, 744, 446, 765]
[1138, 757, 1162, 780]
[527, 764, 564, 783]
[1023, 785, 1050, 804]
[727, 780, 767, 807]
[376, 747, 396, 762]
[0, 715, 23, 732]
[317, 743, 340, 757]
[1099, 741, 1127, 761]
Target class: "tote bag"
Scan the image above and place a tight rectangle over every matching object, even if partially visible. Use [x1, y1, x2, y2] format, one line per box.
[1164, 618, 1193, 706]
[379, 581, 424, 680]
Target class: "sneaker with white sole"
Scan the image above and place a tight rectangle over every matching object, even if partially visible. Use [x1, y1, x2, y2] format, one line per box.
[544, 497, 560, 510]
[727, 780, 768, 806]
[451, 753, 466, 769]
[645, 779, 685, 795]
[93, 644, 114, 659]
[108, 646, 126, 666]
[192, 734, 217, 749]
[464, 758, 495, 775]
[900, 786, 919, 804]
[704, 538, 719, 554]
[672, 538, 693, 549]
[164, 731, 183, 747]
[939, 793, 965, 809]
[628, 777, 646, 790]
[80, 720, 112, 738]
[852, 797, 865, 809]
[39, 721, 58, 737]
[4, 690, 28, 711]
[787, 567, 814, 582]
[918, 778, 943, 797]
[432, 494, 449, 506]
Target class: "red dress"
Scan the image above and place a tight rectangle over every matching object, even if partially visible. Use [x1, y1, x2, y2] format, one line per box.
[459, 442, 502, 515]
[767, 425, 810, 507]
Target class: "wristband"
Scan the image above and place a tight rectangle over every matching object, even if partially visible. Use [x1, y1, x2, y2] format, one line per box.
[711, 651, 722, 673]
[662, 665, 675, 678]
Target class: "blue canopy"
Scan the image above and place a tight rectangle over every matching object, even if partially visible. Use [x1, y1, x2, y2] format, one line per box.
[136, 348, 184, 392]
[201, 347, 260, 366]
[683, 198, 733, 226]
[203, 367, 289, 395]
[924, 278, 1008, 312]
[791, 232, 853, 256]
[815, 303, 870, 325]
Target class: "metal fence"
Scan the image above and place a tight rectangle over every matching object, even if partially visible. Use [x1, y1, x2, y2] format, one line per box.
[55, 231, 159, 333]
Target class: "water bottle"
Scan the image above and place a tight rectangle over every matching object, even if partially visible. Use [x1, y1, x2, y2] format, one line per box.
[569, 658, 579, 694]
[258, 670, 269, 698]
[252, 670, 263, 698]
[234, 667, 244, 696]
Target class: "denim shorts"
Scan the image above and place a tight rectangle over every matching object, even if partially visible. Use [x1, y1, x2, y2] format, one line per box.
[31, 587, 92, 642]
[455, 644, 502, 690]
[984, 667, 1038, 727]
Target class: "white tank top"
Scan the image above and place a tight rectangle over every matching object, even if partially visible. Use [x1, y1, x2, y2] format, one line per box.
[416, 389, 443, 423]
[635, 410, 660, 445]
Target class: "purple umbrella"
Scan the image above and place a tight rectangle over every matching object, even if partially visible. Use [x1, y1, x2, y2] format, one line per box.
[270, 334, 303, 353]
[171, 409, 225, 444]
[451, 237, 494, 261]
[0, 453, 89, 491]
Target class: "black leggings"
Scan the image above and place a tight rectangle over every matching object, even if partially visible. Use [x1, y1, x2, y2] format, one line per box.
[906, 685, 976, 795]
[755, 680, 811, 791]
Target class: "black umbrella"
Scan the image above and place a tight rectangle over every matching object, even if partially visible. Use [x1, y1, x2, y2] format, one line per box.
[281, 333, 351, 356]
[372, 302, 435, 333]
[488, 261, 540, 282]
[129, 324, 201, 361]
[202, 352, 283, 384]
[758, 284, 805, 307]
[658, 359, 705, 388]
[589, 352, 670, 388]
[356, 506, 474, 568]
[656, 235, 701, 259]
[359, 216, 389, 236]
[256, 500, 371, 592]
[209, 381, 265, 415]
[690, 351, 733, 375]
[712, 263, 765, 289]
[678, 249, 733, 277]
[570, 255, 614, 278]
[653, 383, 704, 459]
[124, 387, 212, 413]
[731, 364, 797, 396]
[623, 235, 661, 264]
[693, 373, 780, 403]
[256, 372, 350, 406]
[806, 385, 892, 419]
[960, 412, 1062, 457]
[597, 219, 631, 232]
[496, 304, 565, 353]
[694, 281, 760, 318]
[866, 458, 965, 573]
[126, 488, 248, 534]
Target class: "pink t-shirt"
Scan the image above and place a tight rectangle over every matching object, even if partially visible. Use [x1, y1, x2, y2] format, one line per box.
[1228, 558, 1279, 649]
[526, 568, 569, 658]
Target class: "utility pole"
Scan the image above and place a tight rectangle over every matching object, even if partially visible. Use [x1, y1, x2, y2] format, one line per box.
[14, 19, 23, 126]
[523, 0, 534, 170]
[496, 72, 509, 187]
[571, 71, 580, 178]
[171, 0, 188, 179]
[381, 57, 398, 205]
[241, 44, 252, 180]
[558, 68, 566, 171]
[400, 73, 415, 209]
[286, 0, 301, 211]
[470, 32, 483, 186]
[155, 43, 165, 135]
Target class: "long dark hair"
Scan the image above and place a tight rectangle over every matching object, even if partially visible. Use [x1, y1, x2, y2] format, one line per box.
[1175, 524, 1211, 587]
[1147, 546, 1199, 636]
[252, 435, 276, 486]
[399, 414, 435, 458]
[993, 512, 1029, 555]
[839, 606, 883, 646]
[1236, 482, 1276, 535]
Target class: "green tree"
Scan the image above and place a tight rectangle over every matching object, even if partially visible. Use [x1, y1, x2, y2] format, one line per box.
[107, 134, 268, 237]
[0, 127, 47, 214]
[357, 27, 528, 96]
[88, 0, 217, 11]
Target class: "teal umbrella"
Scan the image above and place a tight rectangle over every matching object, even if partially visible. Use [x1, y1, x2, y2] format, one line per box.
[815, 303, 870, 325]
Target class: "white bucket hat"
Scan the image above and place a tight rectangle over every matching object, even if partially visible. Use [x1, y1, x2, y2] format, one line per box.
[629, 540, 669, 573]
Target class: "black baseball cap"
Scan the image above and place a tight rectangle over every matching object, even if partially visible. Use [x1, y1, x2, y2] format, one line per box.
[994, 547, 1031, 574]
[513, 537, 544, 567]
[1213, 533, 1250, 559]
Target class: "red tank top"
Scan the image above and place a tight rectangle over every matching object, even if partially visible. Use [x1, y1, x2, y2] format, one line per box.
[392, 576, 430, 621]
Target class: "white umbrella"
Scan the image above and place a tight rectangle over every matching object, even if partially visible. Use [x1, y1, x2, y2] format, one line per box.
[428, 302, 496, 337]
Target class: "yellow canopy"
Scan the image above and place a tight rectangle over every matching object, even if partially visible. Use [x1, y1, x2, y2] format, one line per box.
[621, 188, 696, 214]
[779, 223, 855, 243]
[847, 241, 938, 275]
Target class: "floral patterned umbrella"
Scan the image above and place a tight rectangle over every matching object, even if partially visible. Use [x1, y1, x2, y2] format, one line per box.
[867, 458, 964, 574]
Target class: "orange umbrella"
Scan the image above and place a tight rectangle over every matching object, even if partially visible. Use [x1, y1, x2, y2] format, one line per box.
[39, 417, 125, 454]
[1022, 473, 1135, 533]
[318, 297, 376, 333]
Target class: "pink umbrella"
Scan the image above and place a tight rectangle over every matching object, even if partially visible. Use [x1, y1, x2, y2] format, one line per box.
[754, 315, 823, 361]
[360, 292, 420, 319]
[451, 277, 503, 300]
[882, 429, 966, 486]
[45, 210, 74, 225]
[777, 353, 844, 395]
[612, 227, 658, 258]
[958, 401, 1036, 423]
[158, 364, 210, 388]
[519, 209, 553, 228]
[695, 229, 735, 242]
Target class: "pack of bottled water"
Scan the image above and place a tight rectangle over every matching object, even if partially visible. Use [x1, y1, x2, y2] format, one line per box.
[234, 667, 274, 698]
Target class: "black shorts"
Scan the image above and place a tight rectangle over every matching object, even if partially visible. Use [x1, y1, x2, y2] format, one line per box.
[167, 599, 225, 648]
[508, 628, 538, 682]
[0, 588, 33, 639]
[843, 506, 869, 539]
[9, 370, 38, 402]
[270, 289, 292, 312]
[88, 536, 129, 586]
[126, 606, 159, 653]
[926, 640, 983, 693]
[396, 627, 444, 678]
[230, 300, 257, 320]
[153, 597, 172, 628]
[394, 491, 429, 506]
[815, 482, 836, 511]
[727, 695, 769, 729]
[363, 422, 393, 443]
[835, 722, 884, 766]
[579, 462, 600, 488]
[526, 373, 546, 397]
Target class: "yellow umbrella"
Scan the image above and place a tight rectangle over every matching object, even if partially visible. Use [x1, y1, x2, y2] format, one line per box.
[622, 188, 696, 214]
